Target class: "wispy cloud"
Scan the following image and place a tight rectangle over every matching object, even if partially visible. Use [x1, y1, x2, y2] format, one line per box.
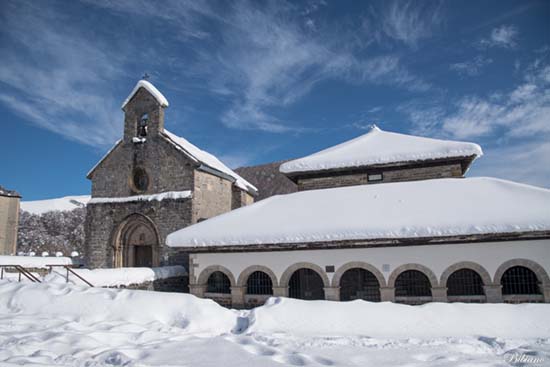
[450, 55, 493, 77]
[381, 0, 443, 48]
[0, 1, 124, 147]
[405, 54, 550, 185]
[479, 25, 518, 48]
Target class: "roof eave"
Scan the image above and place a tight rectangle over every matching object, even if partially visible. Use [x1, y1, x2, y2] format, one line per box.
[282, 154, 480, 182]
[174, 230, 550, 253]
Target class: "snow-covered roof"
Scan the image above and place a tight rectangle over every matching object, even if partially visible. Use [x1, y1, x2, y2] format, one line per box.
[0, 185, 20, 198]
[88, 191, 191, 204]
[21, 195, 90, 215]
[162, 130, 257, 194]
[121, 80, 169, 109]
[280, 126, 483, 174]
[166, 177, 550, 249]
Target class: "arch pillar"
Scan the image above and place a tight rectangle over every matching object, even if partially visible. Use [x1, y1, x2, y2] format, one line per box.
[273, 286, 288, 297]
[380, 287, 395, 302]
[324, 286, 340, 301]
[431, 286, 448, 302]
[544, 285, 550, 303]
[231, 286, 245, 308]
[190, 284, 206, 298]
[483, 284, 503, 303]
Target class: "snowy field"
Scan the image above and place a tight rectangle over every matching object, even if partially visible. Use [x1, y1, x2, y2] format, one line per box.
[1, 281, 549, 367]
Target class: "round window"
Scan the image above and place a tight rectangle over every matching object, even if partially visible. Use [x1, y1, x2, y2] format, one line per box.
[132, 168, 149, 192]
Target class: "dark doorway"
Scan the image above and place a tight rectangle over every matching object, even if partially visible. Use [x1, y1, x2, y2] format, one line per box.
[340, 268, 381, 302]
[288, 268, 325, 300]
[134, 246, 153, 267]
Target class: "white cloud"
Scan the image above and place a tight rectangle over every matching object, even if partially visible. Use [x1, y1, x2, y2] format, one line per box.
[381, 0, 443, 48]
[449, 56, 493, 77]
[480, 25, 518, 48]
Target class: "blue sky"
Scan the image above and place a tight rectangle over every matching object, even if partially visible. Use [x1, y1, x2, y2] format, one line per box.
[1, 0, 549, 200]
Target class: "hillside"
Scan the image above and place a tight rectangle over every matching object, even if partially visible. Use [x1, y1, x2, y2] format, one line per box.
[234, 160, 297, 201]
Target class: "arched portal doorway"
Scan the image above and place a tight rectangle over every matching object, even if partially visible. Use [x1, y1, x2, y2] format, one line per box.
[113, 214, 160, 268]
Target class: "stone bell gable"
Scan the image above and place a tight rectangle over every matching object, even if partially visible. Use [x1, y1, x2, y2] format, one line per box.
[84, 79, 256, 269]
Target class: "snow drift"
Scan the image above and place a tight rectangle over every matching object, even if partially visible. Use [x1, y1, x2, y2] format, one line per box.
[248, 297, 550, 339]
[0, 281, 235, 335]
[1, 282, 549, 340]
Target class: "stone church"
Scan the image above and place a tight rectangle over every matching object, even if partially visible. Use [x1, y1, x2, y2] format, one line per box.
[84, 80, 256, 269]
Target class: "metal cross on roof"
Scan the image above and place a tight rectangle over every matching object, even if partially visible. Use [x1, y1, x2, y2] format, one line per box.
[142, 73, 150, 80]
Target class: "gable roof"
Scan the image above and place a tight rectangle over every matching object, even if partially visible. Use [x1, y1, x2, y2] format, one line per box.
[280, 126, 483, 174]
[86, 132, 257, 195]
[166, 177, 550, 249]
[162, 130, 257, 194]
[121, 80, 169, 109]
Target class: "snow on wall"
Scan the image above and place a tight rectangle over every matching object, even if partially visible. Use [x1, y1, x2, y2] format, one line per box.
[167, 177, 550, 248]
[280, 125, 483, 174]
[20, 195, 90, 215]
[162, 130, 257, 194]
[0, 255, 72, 268]
[88, 191, 192, 204]
[44, 265, 187, 287]
[121, 80, 169, 109]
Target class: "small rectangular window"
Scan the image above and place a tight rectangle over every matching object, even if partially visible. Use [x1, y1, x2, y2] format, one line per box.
[368, 173, 383, 182]
[325, 265, 335, 273]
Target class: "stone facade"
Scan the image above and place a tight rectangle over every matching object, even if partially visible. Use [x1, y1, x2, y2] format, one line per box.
[85, 82, 254, 270]
[0, 187, 21, 256]
[293, 161, 465, 191]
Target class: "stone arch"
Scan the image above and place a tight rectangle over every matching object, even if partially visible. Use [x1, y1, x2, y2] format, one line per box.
[388, 263, 439, 288]
[440, 261, 492, 286]
[494, 259, 550, 286]
[197, 265, 237, 287]
[112, 213, 161, 268]
[331, 262, 387, 287]
[280, 262, 330, 288]
[237, 265, 278, 288]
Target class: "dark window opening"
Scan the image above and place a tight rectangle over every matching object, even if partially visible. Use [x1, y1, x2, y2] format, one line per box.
[288, 268, 325, 300]
[207, 271, 231, 294]
[340, 268, 381, 302]
[501, 266, 541, 295]
[138, 113, 149, 137]
[367, 173, 383, 182]
[447, 269, 485, 296]
[132, 168, 149, 192]
[395, 270, 431, 297]
[246, 271, 273, 295]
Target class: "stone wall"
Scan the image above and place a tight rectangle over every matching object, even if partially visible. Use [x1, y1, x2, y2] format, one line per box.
[109, 276, 189, 293]
[85, 198, 192, 268]
[0, 195, 20, 255]
[192, 170, 232, 223]
[297, 163, 463, 191]
[90, 137, 196, 198]
[231, 186, 255, 210]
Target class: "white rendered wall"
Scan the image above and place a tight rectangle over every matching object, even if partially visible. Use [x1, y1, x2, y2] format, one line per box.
[191, 239, 550, 286]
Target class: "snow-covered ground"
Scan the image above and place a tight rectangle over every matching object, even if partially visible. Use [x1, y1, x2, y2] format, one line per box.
[1, 281, 549, 366]
[20, 195, 90, 214]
